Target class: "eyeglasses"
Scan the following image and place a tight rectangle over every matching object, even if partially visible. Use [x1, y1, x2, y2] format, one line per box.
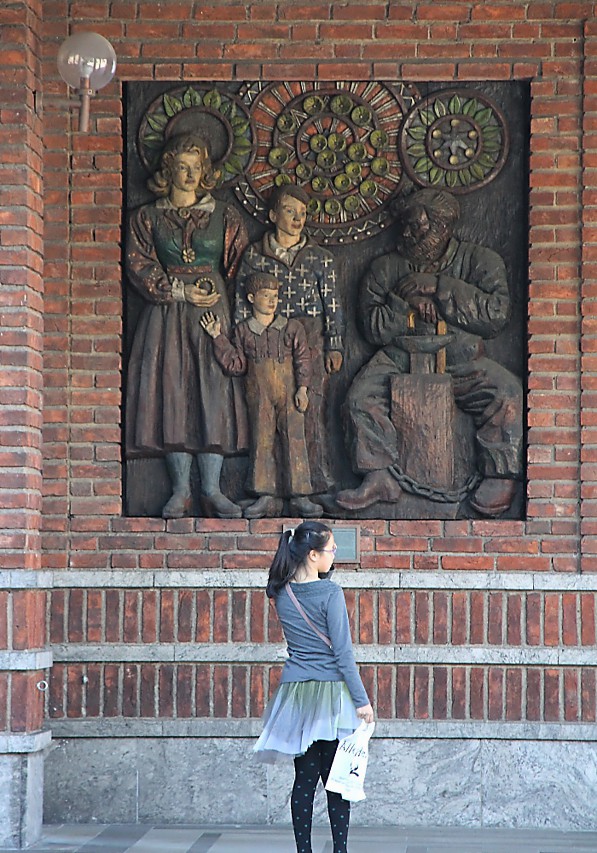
[321, 545, 337, 554]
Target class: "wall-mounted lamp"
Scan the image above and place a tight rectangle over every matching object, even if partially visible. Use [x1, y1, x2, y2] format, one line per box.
[57, 32, 117, 132]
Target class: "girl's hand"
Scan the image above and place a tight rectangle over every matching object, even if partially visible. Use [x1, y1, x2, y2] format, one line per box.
[356, 703, 374, 724]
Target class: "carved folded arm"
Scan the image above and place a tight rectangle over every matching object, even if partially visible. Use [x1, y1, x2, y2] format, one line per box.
[435, 246, 510, 338]
[361, 266, 411, 347]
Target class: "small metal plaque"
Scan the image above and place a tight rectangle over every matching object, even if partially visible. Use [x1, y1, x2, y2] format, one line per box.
[329, 526, 360, 563]
[282, 524, 360, 562]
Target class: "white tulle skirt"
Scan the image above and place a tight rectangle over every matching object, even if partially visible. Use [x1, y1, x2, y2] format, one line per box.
[253, 680, 360, 764]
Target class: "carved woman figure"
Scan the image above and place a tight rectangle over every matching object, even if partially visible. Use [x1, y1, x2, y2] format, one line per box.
[126, 133, 249, 518]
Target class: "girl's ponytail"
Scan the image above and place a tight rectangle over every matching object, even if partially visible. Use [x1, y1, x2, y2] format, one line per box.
[266, 522, 332, 597]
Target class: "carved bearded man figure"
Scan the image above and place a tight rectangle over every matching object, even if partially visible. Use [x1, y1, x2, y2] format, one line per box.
[337, 188, 523, 517]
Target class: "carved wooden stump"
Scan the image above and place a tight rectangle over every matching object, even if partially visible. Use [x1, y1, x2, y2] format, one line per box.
[390, 373, 456, 492]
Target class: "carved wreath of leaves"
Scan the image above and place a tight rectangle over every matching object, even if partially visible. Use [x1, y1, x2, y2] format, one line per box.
[138, 86, 254, 185]
[400, 90, 509, 194]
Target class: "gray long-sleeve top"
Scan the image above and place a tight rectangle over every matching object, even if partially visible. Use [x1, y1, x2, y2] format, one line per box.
[274, 579, 369, 708]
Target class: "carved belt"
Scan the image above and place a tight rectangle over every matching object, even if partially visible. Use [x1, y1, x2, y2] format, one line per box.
[167, 264, 216, 275]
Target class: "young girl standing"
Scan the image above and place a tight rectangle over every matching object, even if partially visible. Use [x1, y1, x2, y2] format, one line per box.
[254, 521, 374, 853]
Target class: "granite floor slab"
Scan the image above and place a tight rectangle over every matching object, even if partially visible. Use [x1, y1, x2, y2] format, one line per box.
[5, 824, 597, 853]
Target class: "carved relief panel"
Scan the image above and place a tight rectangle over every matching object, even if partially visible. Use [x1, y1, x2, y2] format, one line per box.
[124, 81, 528, 521]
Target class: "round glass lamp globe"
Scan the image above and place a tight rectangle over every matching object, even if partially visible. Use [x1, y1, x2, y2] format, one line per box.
[57, 32, 117, 90]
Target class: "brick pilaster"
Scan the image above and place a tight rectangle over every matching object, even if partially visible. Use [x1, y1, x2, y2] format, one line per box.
[0, 0, 51, 847]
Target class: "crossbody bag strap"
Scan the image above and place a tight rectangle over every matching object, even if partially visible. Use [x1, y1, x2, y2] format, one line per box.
[285, 583, 333, 649]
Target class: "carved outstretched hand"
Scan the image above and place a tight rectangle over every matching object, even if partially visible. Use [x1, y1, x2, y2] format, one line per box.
[199, 311, 221, 338]
[295, 386, 309, 413]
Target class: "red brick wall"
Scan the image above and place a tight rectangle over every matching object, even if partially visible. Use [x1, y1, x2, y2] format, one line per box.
[47, 584, 597, 723]
[0, 0, 46, 738]
[38, 1, 594, 731]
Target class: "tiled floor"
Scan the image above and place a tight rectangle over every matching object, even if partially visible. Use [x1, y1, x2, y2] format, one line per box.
[7, 824, 597, 853]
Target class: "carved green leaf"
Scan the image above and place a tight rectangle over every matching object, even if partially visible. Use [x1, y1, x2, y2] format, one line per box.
[462, 98, 479, 116]
[203, 89, 222, 109]
[232, 138, 252, 155]
[483, 125, 500, 137]
[224, 154, 244, 174]
[478, 152, 496, 168]
[231, 117, 250, 136]
[448, 94, 462, 115]
[482, 139, 501, 153]
[221, 100, 237, 120]
[407, 125, 427, 141]
[147, 113, 168, 132]
[183, 87, 202, 108]
[163, 93, 184, 117]
[458, 167, 472, 186]
[419, 108, 435, 127]
[414, 155, 433, 174]
[433, 98, 447, 118]
[470, 162, 487, 180]
[446, 170, 458, 188]
[429, 166, 444, 185]
[474, 107, 493, 127]
[144, 134, 163, 149]
[407, 142, 427, 157]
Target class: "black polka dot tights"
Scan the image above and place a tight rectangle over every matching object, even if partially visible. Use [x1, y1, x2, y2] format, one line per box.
[291, 739, 350, 853]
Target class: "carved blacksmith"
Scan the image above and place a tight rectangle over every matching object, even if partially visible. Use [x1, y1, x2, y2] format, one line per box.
[336, 188, 523, 517]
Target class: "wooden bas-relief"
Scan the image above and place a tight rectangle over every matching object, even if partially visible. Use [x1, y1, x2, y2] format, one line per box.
[124, 81, 528, 521]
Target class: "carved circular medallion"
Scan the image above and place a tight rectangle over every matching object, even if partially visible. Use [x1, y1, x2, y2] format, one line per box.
[137, 85, 254, 187]
[399, 89, 509, 194]
[236, 81, 421, 244]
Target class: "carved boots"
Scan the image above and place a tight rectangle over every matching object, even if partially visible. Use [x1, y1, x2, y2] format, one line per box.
[288, 496, 324, 518]
[470, 477, 517, 517]
[162, 452, 193, 519]
[244, 495, 283, 519]
[335, 469, 403, 511]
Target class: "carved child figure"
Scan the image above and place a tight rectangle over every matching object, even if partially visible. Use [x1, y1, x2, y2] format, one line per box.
[235, 185, 344, 504]
[201, 273, 323, 519]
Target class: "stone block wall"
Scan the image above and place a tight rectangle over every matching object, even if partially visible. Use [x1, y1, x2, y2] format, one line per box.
[4, 0, 597, 842]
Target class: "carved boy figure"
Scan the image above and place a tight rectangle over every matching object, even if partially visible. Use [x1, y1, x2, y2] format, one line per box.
[201, 273, 322, 519]
[337, 189, 523, 517]
[235, 185, 344, 502]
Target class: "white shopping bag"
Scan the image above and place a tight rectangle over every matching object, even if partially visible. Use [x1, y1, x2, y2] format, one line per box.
[325, 721, 375, 802]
